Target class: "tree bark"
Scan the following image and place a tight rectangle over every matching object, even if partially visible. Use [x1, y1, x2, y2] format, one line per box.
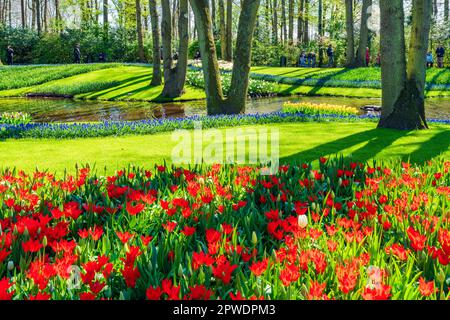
[149, 0, 162, 85]
[318, 0, 323, 66]
[356, 0, 372, 67]
[445, 0, 449, 22]
[345, 0, 355, 67]
[161, 0, 189, 98]
[272, 0, 278, 44]
[281, 0, 287, 43]
[189, 0, 260, 114]
[219, 0, 226, 59]
[297, 0, 303, 43]
[136, 0, 145, 62]
[103, 0, 108, 33]
[288, 0, 294, 43]
[36, 0, 41, 34]
[303, 0, 309, 42]
[21, 0, 26, 27]
[378, 0, 431, 130]
[225, 0, 232, 61]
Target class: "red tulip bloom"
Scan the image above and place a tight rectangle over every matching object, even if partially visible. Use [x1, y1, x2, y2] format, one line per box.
[249, 258, 269, 277]
[28, 292, 51, 300]
[188, 285, 213, 300]
[212, 259, 238, 285]
[181, 226, 196, 236]
[79, 292, 96, 300]
[89, 225, 103, 241]
[407, 227, 427, 252]
[192, 251, 214, 270]
[22, 239, 43, 253]
[116, 231, 134, 244]
[0, 278, 14, 300]
[362, 284, 391, 300]
[279, 264, 300, 286]
[0, 248, 11, 264]
[308, 281, 327, 300]
[126, 201, 145, 216]
[418, 277, 437, 297]
[121, 265, 140, 288]
[146, 286, 162, 300]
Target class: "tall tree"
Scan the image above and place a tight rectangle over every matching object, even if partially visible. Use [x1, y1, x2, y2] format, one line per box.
[136, 0, 145, 62]
[219, 0, 226, 59]
[20, 0, 26, 27]
[272, 0, 278, 44]
[281, 0, 287, 42]
[225, 0, 232, 61]
[356, 0, 372, 67]
[161, 0, 189, 98]
[36, 0, 41, 34]
[103, 0, 108, 35]
[445, 0, 449, 22]
[297, 0, 303, 43]
[318, 0, 323, 66]
[189, 0, 260, 114]
[149, 0, 162, 85]
[378, 0, 432, 130]
[345, 0, 355, 67]
[288, 0, 294, 43]
[303, 0, 309, 42]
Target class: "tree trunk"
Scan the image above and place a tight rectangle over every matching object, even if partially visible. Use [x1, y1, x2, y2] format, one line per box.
[318, 0, 323, 66]
[378, 0, 431, 130]
[136, 0, 145, 62]
[43, 0, 47, 32]
[225, 0, 232, 61]
[162, 0, 189, 98]
[21, 0, 26, 27]
[303, 0, 309, 42]
[189, 0, 260, 114]
[103, 0, 108, 35]
[345, 0, 355, 67]
[149, 0, 162, 85]
[297, 0, 303, 43]
[211, 0, 216, 30]
[445, 0, 449, 22]
[36, 0, 41, 34]
[272, 0, 278, 44]
[356, 0, 372, 67]
[219, 0, 226, 59]
[281, 0, 287, 43]
[288, 0, 294, 43]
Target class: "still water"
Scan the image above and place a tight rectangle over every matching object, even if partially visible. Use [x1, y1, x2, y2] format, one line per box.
[0, 96, 449, 123]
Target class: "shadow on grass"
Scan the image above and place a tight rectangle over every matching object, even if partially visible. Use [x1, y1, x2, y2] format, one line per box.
[84, 74, 151, 100]
[280, 128, 411, 164]
[402, 128, 450, 164]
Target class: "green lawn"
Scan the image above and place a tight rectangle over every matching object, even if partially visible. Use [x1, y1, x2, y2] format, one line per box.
[1, 64, 450, 100]
[0, 65, 206, 102]
[1, 122, 448, 174]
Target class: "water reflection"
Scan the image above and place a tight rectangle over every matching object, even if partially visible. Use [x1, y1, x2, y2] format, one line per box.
[0, 96, 449, 123]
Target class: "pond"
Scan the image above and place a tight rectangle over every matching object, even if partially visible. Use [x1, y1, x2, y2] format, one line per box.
[0, 96, 450, 123]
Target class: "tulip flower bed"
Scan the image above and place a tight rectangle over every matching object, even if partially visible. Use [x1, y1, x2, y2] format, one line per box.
[0, 157, 449, 300]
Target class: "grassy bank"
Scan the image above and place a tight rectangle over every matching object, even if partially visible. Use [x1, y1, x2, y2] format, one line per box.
[0, 122, 448, 174]
[2, 64, 450, 101]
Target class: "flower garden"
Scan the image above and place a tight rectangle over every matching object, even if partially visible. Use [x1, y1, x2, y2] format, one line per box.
[0, 157, 449, 300]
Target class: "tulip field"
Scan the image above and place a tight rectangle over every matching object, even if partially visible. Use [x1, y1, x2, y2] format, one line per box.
[0, 157, 449, 300]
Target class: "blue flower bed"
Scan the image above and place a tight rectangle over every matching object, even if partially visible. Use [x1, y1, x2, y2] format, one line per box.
[0, 112, 449, 140]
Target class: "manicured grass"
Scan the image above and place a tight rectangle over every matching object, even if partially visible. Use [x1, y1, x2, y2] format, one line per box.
[0, 65, 206, 102]
[0, 122, 448, 174]
[0, 64, 118, 90]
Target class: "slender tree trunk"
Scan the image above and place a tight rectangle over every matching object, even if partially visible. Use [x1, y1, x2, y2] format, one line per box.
[189, 0, 260, 114]
[149, 0, 162, 85]
[21, 0, 26, 27]
[211, 0, 216, 31]
[297, 0, 303, 43]
[345, 0, 355, 67]
[281, 0, 287, 43]
[288, 0, 294, 43]
[272, 0, 278, 44]
[318, 0, 323, 66]
[103, 0, 108, 36]
[162, 0, 189, 98]
[225, 0, 232, 61]
[303, 0, 309, 42]
[36, 0, 41, 34]
[356, 0, 372, 67]
[136, 0, 145, 62]
[445, 0, 449, 22]
[43, 0, 47, 32]
[378, 0, 431, 130]
[219, 0, 226, 59]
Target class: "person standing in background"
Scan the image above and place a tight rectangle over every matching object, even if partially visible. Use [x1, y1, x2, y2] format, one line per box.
[436, 44, 445, 68]
[365, 47, 370, 67]
[74, 44, 81, 64]
[6, 45, 14, 65]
